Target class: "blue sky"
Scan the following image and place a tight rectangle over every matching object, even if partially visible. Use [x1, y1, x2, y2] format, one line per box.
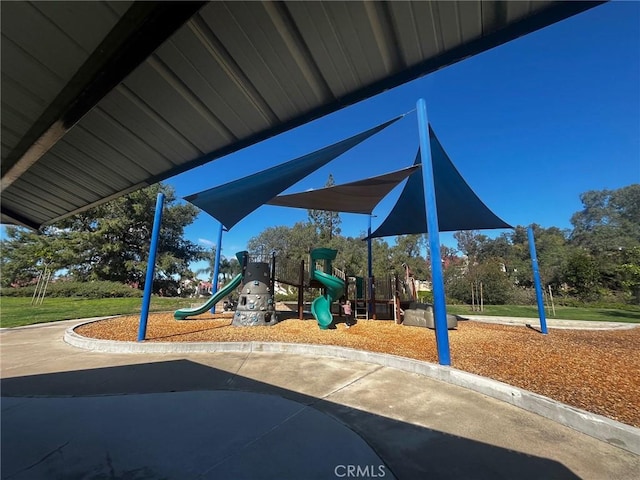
[169, 1, 639, 274]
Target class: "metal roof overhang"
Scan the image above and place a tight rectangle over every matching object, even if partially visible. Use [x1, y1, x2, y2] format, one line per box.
[0, 1, 604, 229]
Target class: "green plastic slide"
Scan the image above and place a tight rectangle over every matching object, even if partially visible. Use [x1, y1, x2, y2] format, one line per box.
[174, 273, 243, 320]
[311, 270, 345, 329]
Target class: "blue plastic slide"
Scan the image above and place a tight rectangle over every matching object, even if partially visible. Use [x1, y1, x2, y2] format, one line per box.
[174, 273, 243, 320]
[311, 270, 345, 329]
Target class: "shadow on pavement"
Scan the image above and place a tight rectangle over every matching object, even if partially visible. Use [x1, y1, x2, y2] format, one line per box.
[1, 359, 580, 480]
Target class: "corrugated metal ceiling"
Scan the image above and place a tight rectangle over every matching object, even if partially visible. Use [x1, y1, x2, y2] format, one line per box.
[0, 1, 603, 229]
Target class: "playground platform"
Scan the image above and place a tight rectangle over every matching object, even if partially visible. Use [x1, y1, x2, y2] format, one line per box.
[1, 319, 639, 479]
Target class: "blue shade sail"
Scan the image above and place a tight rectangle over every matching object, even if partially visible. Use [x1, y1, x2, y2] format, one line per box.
[369, 126, 512, 238]
[266, 165, 420, 215]
[184, 116, 402, 229]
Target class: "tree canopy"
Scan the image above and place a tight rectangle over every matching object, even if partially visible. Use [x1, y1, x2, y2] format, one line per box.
[1, 183, 204, 291]
[307, 174, 341, 241]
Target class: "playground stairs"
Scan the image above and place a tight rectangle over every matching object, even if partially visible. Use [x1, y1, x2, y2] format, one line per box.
[354, 300, 368, 320]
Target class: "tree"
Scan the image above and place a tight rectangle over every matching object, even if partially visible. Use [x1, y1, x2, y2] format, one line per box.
[562, 250, 601, 301]
[617, 246, 640, 303]
[1, 183, 204, 290]
[474, 258, 513, 304]
[196, 249, 242, 284]
[247, 222, 318, 262]
[477, 233, 511, 264]
[218, 256, 241, 283]
[569, 185, 640, 296]
[531, 226, 569, 286]
[1, 226, 76, 287]
[330, 234, 367, 277]
[496, 225, 571, 291]
[196, 247, 217, 281]
[570, 185, 640, 252]
[452, 230, 488, 296]
[454, 230, 488, 262]
[371, 237, 393, 279]
[511, 225, 570, 289]
[390, 234, 428, 279]
[307, 174, 341, 240]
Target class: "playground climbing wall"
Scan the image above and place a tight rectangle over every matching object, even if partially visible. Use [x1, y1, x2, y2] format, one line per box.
[232, 258, 277, 326]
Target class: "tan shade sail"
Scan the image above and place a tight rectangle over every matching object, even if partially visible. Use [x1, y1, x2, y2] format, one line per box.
[266, 165, 420, 214]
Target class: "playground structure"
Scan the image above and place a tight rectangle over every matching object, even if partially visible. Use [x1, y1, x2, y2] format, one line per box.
[174, 246, 349, 329]
[174, 245, 416, 329]
[273, 251, 372, 325]
[309, 248, 345, 329]
[174, 251, 247, 320]
[274, 254, 385, 323]
[174, 244, 458, 330]
[274, 248, 457, 329]
[369, 273, 457, 329]
[232, 251, 278, 327]
[175, 251, 280, 327]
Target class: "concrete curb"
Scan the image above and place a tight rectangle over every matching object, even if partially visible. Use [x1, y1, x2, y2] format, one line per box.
[64, 324, 640, 456]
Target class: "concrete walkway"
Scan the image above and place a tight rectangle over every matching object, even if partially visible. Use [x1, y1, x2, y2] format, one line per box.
[458, 314, 639, 330]
[2, 320, 639, 479]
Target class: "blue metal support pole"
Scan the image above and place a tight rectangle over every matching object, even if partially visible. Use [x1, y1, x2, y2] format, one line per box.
[137, 192, 165, 342]
[528, 226, 548, 334]
[210, 222, 224, 314]
[367, 214, 374, 318]
[416, 98, 451, 366]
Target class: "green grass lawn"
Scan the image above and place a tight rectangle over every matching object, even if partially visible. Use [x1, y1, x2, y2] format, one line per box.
[0, 296, 198, 328]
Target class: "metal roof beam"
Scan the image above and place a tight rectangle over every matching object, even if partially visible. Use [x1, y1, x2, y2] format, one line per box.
[0, 1, 205, 191]
[0, 206, 41, 230]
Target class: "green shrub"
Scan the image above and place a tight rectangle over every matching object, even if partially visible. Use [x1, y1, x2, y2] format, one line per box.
[275, 292, 299, 302]
[0, 281, 143, 299]
[418, 291, 434, 304]
[504, 287, 537, 305]
[0, 286, 33, 297]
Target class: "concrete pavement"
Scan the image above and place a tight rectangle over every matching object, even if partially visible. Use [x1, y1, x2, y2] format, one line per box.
[457, 314, 639, 330]
[2, 319, 639, 479]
